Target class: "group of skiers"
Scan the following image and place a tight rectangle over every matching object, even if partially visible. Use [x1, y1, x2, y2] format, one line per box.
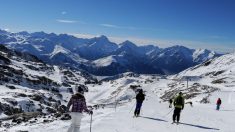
[66, 86, 223, 132]
[133, 89, 222, 124]
[133, 89, 185, 124]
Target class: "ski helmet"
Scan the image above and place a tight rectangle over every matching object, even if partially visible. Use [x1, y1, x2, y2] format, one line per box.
[75, 86, 84, 94]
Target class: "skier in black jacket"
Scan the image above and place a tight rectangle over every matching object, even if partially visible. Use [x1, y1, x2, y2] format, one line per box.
[134, 89, 145, 117]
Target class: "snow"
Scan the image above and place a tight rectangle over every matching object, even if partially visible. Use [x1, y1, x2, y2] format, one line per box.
[48, 66, 63, 84]
[50, 45, 70, 57]
[92, 55, 129, 67]
[92, 56, 117, 67]
[2, 72, 235, 132]
[175, 52, 235, 80]
[193, 49, 216, 62]
[0, 45, 234, 132]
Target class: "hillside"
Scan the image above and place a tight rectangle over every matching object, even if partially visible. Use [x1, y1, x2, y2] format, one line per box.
[1, 68, 235, 132]
[0, 44, 97, 119]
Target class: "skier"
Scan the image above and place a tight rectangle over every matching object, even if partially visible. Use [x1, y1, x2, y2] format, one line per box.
[216, 98, 222, 110]
[67, 87, 93, 132]
[169, 98, 173, 108]
[134, 89, 145, 117]
[172, 92, 185, 124]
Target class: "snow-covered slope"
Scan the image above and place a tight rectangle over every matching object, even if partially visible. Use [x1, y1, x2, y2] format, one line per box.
[0, 44, 97, 118]
[193, 49, 217, 63]
[50, 45, 70, 57]
[174, 52, 235, 87]
[2, 70, 235, 132]
[92, 56, 118, 67]
[0, 45, 233, 131]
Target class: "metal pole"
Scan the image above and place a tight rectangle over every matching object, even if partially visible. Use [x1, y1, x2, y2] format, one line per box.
[90, 114, 92, 132]
[162, 108, 174, 118]
[129, 102, 136, 113]
[187, 77, 189, 89]
[115, 96, 117, 112]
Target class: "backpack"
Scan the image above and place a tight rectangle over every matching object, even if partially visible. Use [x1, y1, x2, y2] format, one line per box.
[174, 96, 184, 106]
[136, 93, 145, 102]
[217, 99, 221, 105]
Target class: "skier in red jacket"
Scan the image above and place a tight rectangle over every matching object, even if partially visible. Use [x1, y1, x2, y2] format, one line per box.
[216, 98, 222, 110]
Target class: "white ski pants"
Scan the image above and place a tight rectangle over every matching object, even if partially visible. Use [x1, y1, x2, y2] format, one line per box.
[67, 112, 83, 132]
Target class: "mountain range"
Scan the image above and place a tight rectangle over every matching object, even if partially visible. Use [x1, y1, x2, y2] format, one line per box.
[0, 29, 221, 75]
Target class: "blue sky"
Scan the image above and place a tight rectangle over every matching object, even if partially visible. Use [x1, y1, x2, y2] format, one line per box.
[0, 0, 234, 52]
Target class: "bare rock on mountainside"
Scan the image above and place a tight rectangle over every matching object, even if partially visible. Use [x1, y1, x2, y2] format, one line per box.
[0, 45, 97, 126]
[161, 82, 219, 101]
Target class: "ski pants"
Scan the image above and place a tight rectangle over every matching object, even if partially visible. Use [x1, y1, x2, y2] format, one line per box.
[134, 102, 142, 116]
[173, 108, 182, 122]
[216, 104, 221, 110]
[67, 112, 83, 132]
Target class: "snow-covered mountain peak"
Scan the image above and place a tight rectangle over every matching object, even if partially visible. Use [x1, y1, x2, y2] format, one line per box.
[175, 52, 235, 79]
[93, 35, 109, 42]
[31, 31, 48, 37]
[0, 29, 9, 35]
[120, 40, 137, 48]
[167, 45, 193, 52]
[50, 45, 70, 57]
[193, 48, 217, 63]
[17, 31, 30, 36]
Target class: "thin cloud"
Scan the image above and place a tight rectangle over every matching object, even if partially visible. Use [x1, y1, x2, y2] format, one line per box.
[100, 23, 145, 30]
[99, 23, 164, 32]
[56, 19, 77, 24]
[61, 11, 67, 15]
[100, 24, 120, 28]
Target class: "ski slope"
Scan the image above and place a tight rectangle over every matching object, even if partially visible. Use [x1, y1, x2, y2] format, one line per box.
[4, 78, 235, 132]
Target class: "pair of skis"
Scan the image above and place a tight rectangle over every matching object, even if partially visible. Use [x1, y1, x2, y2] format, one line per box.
[133, 115, 140, 118]
[171, 122, 180, 125]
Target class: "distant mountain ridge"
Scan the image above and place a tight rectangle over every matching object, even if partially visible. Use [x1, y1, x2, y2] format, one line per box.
[0, 29, 221, 75]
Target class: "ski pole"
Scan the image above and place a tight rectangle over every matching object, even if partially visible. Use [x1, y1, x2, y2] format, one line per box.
[162, 108, 174, 118]
[90, 114, 93, 132]
[129, 102, 136, 113]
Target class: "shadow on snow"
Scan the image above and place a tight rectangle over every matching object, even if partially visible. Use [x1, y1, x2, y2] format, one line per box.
[139, 116, 168, 122]
[220, 109, 235, 112]
[140, 116, 220, 130]
[179, 122, 220, 130]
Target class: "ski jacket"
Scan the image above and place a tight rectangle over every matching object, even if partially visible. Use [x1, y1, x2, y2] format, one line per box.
[217, 99, 222, 105]
[136, 93, 145, 103]
[173, 95, 185, 109]
[67, 93, 90, 113]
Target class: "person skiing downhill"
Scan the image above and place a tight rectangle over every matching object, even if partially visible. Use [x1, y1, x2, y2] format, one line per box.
[172, 92, 185, 124]
[216, 98, 222, 110]
[134, 89, 145, 117]
[67, 86, 93, 132]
